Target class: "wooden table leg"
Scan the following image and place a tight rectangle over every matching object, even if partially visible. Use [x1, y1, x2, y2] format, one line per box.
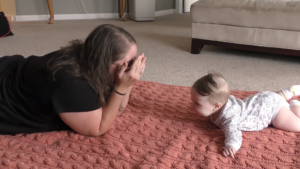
[119, 0, 126, 21]
[47, 0, 54, 24]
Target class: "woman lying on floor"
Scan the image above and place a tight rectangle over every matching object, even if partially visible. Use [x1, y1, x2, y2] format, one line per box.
[0, 24, 146, 136]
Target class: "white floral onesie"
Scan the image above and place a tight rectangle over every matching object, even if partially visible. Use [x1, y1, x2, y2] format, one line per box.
[210, 91, 289, 151]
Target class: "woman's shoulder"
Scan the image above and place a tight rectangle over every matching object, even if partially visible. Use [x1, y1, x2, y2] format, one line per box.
[52, 76, 98, 99]
[52, 77, 101, 113]
[55, 76, 91, 90]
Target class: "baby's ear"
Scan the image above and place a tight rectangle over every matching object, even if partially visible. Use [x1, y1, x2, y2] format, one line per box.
[214, 103, 222, 111]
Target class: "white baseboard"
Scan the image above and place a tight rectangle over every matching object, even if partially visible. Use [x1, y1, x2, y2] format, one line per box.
[5, 15, 16, 22]
[15, 9, 176, 22]
[155, 9, 176, 17]
[15, 13, 120, 22]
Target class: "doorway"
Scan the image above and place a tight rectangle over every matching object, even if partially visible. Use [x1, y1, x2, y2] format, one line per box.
[183, 0, 198, 13]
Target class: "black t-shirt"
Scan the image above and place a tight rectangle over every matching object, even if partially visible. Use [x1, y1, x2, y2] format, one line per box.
[0, 51, 101, 135]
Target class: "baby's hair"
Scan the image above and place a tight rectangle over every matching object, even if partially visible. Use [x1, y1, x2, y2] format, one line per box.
[192, 72, 230, 104]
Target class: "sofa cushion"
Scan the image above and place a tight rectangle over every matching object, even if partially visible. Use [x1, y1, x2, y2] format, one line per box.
[190, 0, 300, 31]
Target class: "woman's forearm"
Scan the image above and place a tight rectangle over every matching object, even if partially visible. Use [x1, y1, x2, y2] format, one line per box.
[118, 86, 132, 115]
[98, 88, 127, 135]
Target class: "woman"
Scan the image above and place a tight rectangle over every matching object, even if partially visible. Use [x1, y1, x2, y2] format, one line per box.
[0, 24, 146, 136]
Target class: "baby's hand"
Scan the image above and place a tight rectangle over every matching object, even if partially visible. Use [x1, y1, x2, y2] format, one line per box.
[223, 146, 236, 158]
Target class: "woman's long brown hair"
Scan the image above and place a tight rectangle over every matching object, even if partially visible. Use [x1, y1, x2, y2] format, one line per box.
[48, 24, 136, 105]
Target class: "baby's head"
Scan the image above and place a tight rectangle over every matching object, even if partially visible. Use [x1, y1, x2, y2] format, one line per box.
[191, 72, 230, 116]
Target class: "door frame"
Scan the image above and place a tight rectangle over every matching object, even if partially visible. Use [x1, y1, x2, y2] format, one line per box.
[176, 0, 183, 14]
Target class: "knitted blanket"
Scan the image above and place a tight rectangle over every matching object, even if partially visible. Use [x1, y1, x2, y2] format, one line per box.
[0, 81, 299, 169]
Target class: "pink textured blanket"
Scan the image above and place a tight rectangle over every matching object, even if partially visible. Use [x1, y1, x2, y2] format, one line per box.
[0, 81, 300, 169]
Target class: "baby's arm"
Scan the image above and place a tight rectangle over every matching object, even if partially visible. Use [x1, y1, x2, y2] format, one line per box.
[223, 125, 242, 158]
[223, 146, 236, 158]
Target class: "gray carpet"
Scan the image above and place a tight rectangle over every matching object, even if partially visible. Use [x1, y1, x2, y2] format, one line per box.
[1, 13, 300, 91]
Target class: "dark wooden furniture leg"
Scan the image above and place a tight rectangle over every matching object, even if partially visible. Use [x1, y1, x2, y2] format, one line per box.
[47, 0, 54, 24]
[119, 0, 126, 21]
[191, 38, 204, 54]
[191, 38, 300, 56]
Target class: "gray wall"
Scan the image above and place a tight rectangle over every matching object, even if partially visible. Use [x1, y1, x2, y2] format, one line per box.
[15, 0, 175, 15]
[156, 0, 175, 11]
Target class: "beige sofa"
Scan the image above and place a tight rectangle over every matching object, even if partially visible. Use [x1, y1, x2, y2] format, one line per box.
[190, 0, 300, 56]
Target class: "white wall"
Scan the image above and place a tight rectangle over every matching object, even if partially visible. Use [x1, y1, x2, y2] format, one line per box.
[184, 0, 198, 12]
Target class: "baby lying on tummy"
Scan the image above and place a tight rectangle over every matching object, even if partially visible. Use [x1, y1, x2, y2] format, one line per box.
[191, 72, 300, 158]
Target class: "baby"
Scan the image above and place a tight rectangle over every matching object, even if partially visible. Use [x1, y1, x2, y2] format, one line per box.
[191, 72, 300, 158]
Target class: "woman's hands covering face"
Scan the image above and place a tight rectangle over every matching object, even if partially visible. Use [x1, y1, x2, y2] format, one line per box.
[114, 53, 146, 93]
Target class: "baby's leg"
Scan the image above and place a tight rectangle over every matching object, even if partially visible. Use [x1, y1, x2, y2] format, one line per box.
[290, 100, 300, 118]
[277, 85, 300, 101]
[272, 106, 300, 132]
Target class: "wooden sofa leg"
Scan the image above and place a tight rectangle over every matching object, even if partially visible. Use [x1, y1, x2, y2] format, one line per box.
[191, 38, 204, 54]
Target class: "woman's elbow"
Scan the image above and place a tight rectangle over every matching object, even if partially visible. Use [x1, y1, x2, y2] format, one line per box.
[89, 132, 104, 137]
[117, 107, 126, 116]
[84, 129, 106, 137]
